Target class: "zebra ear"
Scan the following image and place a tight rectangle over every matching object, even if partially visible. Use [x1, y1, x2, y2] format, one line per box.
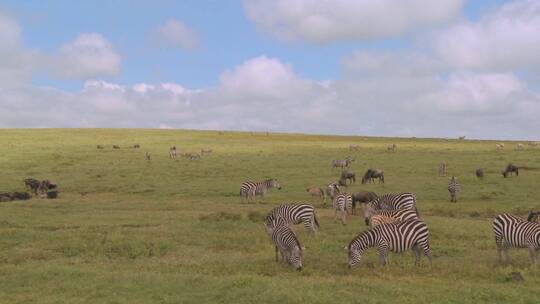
[343, 246, 348, 251]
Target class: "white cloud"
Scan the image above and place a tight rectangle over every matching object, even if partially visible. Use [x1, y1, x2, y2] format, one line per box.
[155, 19, 199, 50]
[244, 0, 464, 43]
[435, 0, 540, 71]
[52, 33, 121, 79]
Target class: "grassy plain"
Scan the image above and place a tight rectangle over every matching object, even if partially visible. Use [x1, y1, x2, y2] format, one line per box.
[1, 129, 540, 303]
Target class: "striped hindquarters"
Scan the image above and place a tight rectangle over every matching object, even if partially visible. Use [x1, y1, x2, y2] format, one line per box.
[271, 225, 303, 270]
[265, 204, 318, 233]
[369, 208, 419, 227]
[369, 192, 417, 211]
[493, 213, 540, 249]
[334, 193, 353, 213]
[448, 177, 460, 202]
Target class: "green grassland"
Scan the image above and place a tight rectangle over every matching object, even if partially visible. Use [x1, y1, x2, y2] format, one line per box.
[1, 129, 540, 303]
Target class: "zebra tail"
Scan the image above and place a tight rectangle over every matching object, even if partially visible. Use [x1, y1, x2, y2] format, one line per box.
[415, 205, 420, 217]
[313, 212, 320, 228]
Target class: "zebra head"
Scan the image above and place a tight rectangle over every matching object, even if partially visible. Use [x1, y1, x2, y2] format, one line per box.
[264, 214, 286, 234]
[269, 179, 282, 190]
[346, 246, 362, 269]
[363, 205, 376, 226]
[289, 246, 303, 271]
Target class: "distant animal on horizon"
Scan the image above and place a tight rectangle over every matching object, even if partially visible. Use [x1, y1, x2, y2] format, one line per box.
[145, 152, 151, 160]
[133, 144, 140, 149]
[458, 136, 466, 140]
[169, 146, 177, 159]
[349, 144, 360, 151]
[439, 161, 447, 177]
[189, 154, 201, 161]
[113, 145, 120, 149]
[201, 148, 213, 155]
[496, 143, 505, 150]
[387, 144, 397, 152]
[516, 143, 524, 150]
[96, 145, 104, 149]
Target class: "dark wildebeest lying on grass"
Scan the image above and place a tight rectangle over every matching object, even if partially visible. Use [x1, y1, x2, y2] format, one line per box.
[502, 163, 519, 178]
[97, 145, 104, 149]
[0, 192, 31, 202]
[340, 170, 356, 185]
[113, 145, 120, 149]
[361, 169, 385, 184]
[351, 191, 378, 215]
[476, 168, 484, 179]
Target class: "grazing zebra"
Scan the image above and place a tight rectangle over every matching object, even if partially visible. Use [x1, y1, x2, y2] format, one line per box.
[113, 145, 120, 149]
[439, 161, 447, 177]
[516, 143, 524, 150]
[502, 163, 519, 178]
[340, 170, 356, 185]
[271, 225, 304, 271]
[333, 193, 353, 225]
[368, 208, 419, 227]
[169, 146, 177, 159]
[346, 219, 432, 268]
[96, 145, 104, 149]
[240, 179, 281, 202]
[349, 144, 360, 151]
[363, 192, 418, 225]
[361, 169, 384, 184]
[387, 144, 397, 152]
[448, 176, 460, 202]
[527, 211, 540, 224]
[458, 136, 466, 140]
[325, 182, 340, 204]
[264, 203, 319, 234]
[189, 153, 201, 160]
[475, 168, 484, 179]
[496, 143, 505, 150]
[145, 152, 151, 160]
[24, 178, 40, 196]
[493, 213, 540, 266]
[331, 157, 354, 169]
[306, 187, 325, 203]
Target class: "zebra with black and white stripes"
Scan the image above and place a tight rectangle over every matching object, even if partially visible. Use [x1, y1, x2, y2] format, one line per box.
[448, 176, 460, 202]
[240, 179, 281, 202]
[363, 192, 418, 225]
[346, 219, 432, 268]
[368, 208, 419, 227]
[264, 203, 319, 234]
[333, 193, 353, 225]
[271, 224, 304, 271]
[493, 213, 540, 266]
[331, 156, 354, 169]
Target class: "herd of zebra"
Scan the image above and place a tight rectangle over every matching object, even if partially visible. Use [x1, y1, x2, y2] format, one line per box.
[96, 144, 212, 161]
[238, 153, 540, 271]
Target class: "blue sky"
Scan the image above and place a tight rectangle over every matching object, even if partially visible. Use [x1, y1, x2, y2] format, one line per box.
[1, 0, 540, 139]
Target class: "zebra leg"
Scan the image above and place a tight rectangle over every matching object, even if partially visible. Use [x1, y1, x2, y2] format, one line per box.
[419, 241, 432, 266]
[528, 246, 537, 267]
[413, 245, 421, 266]
[378, 247, 388, 265]
[275, 246, 279, 262]
[341, 210, 347, 225]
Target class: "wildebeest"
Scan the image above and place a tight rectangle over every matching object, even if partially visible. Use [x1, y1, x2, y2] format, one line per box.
[340, 170, 356, 185]
[24, 178, 41, 196]
[133, 144, 140, 149]
[0, 192, 31, 202]
[331, 157, 354, 169]
[502, 163, 519, 178]
[145, 152, 151, 160]
[46, 190, 58, 199]
[306, 186, 325, 203]
[387, 144, 397, 152]
[349, 144, 360, 151]
[351, 191, 378, 215]
[458, 136, 466, 140]
[38, 180, 57, 197]
[97, 145, 104, 149]
[475, 168, 484, 179]
[113, 145, 120, 149]
[361, 169, 384, 184]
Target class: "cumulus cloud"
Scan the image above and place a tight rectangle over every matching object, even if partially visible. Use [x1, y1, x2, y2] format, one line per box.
[434, 0, 540, 71]
[155, 19, 199, 50]
[52, 33, 121, 79]
[244, 0, 464, 43]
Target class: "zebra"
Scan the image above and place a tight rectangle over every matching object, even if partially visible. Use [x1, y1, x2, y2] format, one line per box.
[439, 161, 447, 177]
[363, 192, 418, 225]
[493, 213, 540, 266]
[346, 219, 432, 268]
[271, 224, 304, 271]
[387, 144, 397, 152]
[240, 179, 281, 202]
[264, 203, 319, 234]
[169, 146, 177, 159]
[189, 153, 201, 161]
[458, 136, 466, 140]
[325, 182, 340, 204]
[516, 143, 524, 150]
[448, 176, 460, 202]
[496, 143, 505, 150]
[24, 178, 40, 196]
[333, 193, 353, 225]
[201, 148, 212, 155]
[332, 156, 354, 169]
[368, 208, 419, 228]
[349, 144, 360, 151]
